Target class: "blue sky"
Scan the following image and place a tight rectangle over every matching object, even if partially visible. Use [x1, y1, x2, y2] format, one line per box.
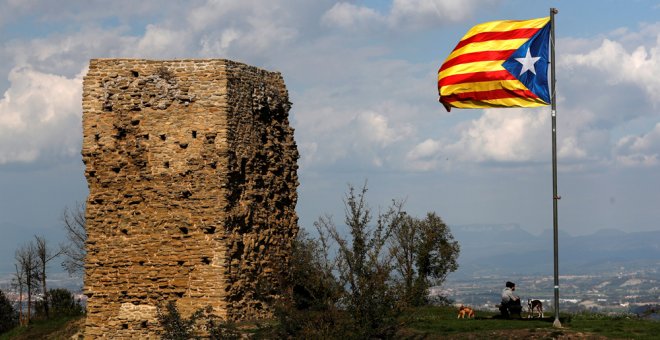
[1, 0, 660, 276]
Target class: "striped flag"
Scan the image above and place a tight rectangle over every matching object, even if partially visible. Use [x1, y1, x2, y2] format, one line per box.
[438, 17, 551, 112]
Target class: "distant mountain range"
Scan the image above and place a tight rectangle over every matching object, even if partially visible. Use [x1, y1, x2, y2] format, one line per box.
[449, 224, 660, 278]
[3, 221, 657, 286]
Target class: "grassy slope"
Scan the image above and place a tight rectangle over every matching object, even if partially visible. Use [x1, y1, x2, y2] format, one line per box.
[2, 307, 659, 339]
[0, 316, 83, 340]
[401, 306, 660, 339]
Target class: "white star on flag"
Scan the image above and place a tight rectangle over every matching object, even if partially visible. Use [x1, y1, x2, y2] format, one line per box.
[515, 48, 541, 75]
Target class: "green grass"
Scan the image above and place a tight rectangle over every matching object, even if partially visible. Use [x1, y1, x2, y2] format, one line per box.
[0, 315, 83, 340]
[568, 311, 660, 340]
[401, 306, 553, 336]
[2, 308, 658, 339]
[400, 306, 660, 339]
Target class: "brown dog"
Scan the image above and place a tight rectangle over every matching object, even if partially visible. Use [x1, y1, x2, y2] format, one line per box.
[457, 305, 475, 319]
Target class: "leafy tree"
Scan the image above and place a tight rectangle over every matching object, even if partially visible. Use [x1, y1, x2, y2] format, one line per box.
[314, 183, 404, 338]
[390, 212, 459, 306]
[0, 289, 18, 333]
[61, 202, 87, 276]
[270, 183, 460, 337]
[47, 288, 84, 317]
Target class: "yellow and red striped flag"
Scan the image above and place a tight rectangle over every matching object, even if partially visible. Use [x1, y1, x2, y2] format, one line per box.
[438, 17, 551, 112]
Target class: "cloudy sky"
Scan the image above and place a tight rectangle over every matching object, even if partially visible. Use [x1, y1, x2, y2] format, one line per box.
[1, 0, 660, 276]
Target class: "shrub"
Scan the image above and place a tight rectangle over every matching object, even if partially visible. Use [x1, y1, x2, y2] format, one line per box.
[271, 183, 458, 338]
[268, 229, 348, 337]
[0, 289, 18, 333]
[156, 301, 205, 340]
[156, 301, 241, 340]
[47, 288, 84, 317]
[313, 183, 403, 338]
[274, 185, 401, 339]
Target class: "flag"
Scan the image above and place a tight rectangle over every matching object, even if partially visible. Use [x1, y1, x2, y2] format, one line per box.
[438, 17, 551, 112]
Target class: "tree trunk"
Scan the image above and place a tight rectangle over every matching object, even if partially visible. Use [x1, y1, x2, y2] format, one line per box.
[14, 264, 24, 326]
[41, 260, 48, 318]
[26, 273, 32, 324]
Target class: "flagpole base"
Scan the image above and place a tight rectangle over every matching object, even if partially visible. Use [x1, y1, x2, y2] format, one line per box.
[553, 318, 562, 328]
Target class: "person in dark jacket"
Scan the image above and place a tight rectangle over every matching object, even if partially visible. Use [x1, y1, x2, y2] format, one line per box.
[499, 281, 522, 318]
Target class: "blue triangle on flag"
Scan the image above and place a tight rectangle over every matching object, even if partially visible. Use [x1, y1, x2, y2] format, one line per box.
[502, 23, 551, 104]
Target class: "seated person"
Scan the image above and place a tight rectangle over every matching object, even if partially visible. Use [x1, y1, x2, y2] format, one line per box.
[499, 281, 522, 318]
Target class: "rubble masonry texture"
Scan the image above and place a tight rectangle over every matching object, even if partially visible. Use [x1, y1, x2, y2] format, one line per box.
[81, 59, 299, 339]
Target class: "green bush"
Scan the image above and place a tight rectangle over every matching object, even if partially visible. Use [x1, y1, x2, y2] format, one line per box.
[0, 289, 18, 333]
[268, 229, 348, 337]
[47, 288, 84, 317]
[317, 184, 404, 338]
[157, 301, 204, 340]
[205, 312, 240, 340]
[271, 184, 405, 338]
[271, 183, 460, 338]
[156, 301, 241, 340]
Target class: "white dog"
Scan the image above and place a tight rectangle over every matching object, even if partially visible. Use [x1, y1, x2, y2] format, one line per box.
[527, 299, 544, 318]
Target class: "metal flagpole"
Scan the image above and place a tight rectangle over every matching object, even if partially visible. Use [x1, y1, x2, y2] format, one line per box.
[549, 7, 561, 328]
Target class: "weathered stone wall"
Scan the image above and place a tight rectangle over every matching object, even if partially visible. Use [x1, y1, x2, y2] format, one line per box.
[81, 59, 299, 339]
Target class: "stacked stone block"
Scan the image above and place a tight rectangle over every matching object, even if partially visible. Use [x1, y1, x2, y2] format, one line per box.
[81, 59, 299, 338]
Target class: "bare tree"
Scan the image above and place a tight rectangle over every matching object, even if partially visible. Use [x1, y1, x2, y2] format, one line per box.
[34, 235, 63, 318]
[61, 202, 87, 276]
[15, 241, 40, 324]
[12, 263, 25, 325]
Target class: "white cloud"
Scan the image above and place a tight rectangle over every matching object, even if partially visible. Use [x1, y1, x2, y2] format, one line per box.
[0, 66, 83, 165]
[357, 111, 409, 147]
[2, 0, 658, 176]
[615, 123, 660, 167]
[295, 105, 415, 170]
[135, 25, 190, 58]
[321, 2, 385, 30]
[553, 24, 660, 169]
[405, 138, 444, 171]
[390, 0, 480, 29]
[0, 0, 332, 168]
[0, 0, 178, 32]
[184, 0, 319, 60]
[320, 0, 497, 32]
[563, 34, 660, 105]
[2, 28, 140, 78]
[445, 108, 548, 163]
[404, 105, 609, 171]
[186, 0, 247, 32]
[200, 28, 240, 56]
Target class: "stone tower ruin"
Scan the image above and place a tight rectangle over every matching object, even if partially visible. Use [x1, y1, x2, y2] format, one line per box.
[81, 59, 299, 338]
